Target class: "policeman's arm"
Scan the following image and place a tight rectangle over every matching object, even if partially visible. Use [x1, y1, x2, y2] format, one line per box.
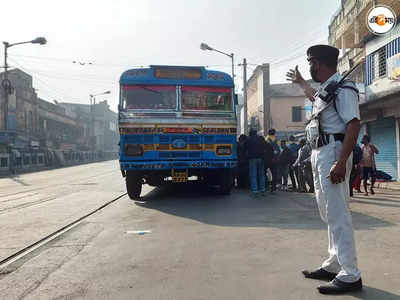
[299, 81, 317, 102]
[338, 118, 361, 166]
[286, 66, 317, 101]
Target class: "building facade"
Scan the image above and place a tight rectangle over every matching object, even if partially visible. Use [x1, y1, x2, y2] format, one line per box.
[0, 69, 40, 150]
[329, 0, 400, 181]
[60, 101, 118, 152]
[246, 64, 271, 136]
[246, 63, 319, 140]
[0, 69, 118, 174]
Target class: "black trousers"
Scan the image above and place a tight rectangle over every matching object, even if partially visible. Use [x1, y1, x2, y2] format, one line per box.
[289, 164, 299, 189]
[236, 164, 249, 188]
[264, 162, 278, 192]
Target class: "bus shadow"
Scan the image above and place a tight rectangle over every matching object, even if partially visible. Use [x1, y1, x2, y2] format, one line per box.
[134, 182, 394, 230]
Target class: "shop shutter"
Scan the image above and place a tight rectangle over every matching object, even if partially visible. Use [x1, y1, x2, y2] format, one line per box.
[368, 117, 398, 180]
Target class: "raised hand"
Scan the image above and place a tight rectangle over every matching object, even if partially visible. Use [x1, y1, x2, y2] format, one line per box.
[286, 65, 304, 84]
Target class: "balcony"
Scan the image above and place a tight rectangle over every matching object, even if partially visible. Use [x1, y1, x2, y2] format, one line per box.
[338, 47, 365, 74]
[329, 0, 374, 49]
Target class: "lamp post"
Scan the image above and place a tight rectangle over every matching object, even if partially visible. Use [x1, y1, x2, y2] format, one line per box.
[200, 43, 234, 80]
[2, 37, 47, 130]
[89, 90, 111, 150]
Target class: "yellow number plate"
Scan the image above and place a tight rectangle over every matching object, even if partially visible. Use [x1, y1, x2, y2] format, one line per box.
[171, 169, 188, 183]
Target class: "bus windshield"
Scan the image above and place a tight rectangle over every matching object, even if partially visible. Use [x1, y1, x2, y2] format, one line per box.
[181, 86, 233, 111]
[122, 85, 176, 110]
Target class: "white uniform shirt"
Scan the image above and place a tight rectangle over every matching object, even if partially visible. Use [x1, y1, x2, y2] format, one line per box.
[312, 72, 360, 134]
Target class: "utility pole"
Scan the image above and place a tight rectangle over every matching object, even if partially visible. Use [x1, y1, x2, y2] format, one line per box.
[90, 95, 95, 151]
[242, 58, 248, 135]
[262, 63, 271, 135]
[2, 42, 10, 130]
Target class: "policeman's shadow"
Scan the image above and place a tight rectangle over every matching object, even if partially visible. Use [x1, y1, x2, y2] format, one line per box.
[344, 286, 400, 300]
[135, 183, 393, 230]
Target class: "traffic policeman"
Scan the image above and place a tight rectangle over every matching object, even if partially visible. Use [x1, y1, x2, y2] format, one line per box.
[286, 44, 362, 294]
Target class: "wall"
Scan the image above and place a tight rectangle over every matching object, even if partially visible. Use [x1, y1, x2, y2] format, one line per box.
[270, 96, 306, 132]
[365, 24, 400, 101]
[0, 69, 39, 134]
[247, 70, 262, 124]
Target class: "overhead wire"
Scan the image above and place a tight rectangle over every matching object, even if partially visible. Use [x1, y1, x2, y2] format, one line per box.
[8, 54, 148, 69]
[8, 58, 98, 102]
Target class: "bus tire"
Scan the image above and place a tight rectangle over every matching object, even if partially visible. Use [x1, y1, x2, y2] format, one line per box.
[218, 169, 233, 195]
[126, 173, 142, 200]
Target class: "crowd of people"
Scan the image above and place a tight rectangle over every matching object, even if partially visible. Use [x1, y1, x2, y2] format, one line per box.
[236, 130, 380, 199]
[236, 128, 314, 197]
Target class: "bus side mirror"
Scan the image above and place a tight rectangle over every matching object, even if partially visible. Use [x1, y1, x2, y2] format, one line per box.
[234, 94, 238, 105]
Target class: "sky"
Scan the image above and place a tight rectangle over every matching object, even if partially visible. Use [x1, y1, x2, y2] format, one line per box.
[1, 0, 341, 112]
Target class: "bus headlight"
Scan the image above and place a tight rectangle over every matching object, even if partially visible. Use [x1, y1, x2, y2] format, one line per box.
[216, 146, 232, 155]
[124, 144, 143, 156]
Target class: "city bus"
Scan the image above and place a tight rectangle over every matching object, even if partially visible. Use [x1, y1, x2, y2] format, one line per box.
[118, 65, 237, 199]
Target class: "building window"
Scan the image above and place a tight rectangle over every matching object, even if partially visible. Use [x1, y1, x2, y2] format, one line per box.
[373, 46, 387, 80]
[292, 106, 302, 122]
[0, 157, 8, 168]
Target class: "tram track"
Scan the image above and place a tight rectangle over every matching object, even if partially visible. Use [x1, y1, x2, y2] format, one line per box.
[0, 171, 121, 214]
[0, 193, 127, 271]
[0, 169, 116, 199]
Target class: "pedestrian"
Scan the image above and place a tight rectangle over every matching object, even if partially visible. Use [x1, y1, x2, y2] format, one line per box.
[236, 134, 249, 189]
[265, 129, 280, 192]
[353, 170, 362, 193]
[287, 44, 362, 294]
[278, 140, 292, 191]
[360, 135, 379, 196]
[262, 136, 274, 192]
[349, 144, 362, 197]
[302, 151, 315, 193]
[8, 146, 16, 175]
[246, 128, 266, 197]
[293, 139, 314, 193]
[288, 135, 300, 191]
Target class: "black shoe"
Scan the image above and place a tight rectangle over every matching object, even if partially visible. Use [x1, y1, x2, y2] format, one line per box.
[318, 278, 362, 294]
[302, 268, 337, 281]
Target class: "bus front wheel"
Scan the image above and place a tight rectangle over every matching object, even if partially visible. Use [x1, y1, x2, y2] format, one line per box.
[126, 173, 142, 200]
[218, 169, 234, 195]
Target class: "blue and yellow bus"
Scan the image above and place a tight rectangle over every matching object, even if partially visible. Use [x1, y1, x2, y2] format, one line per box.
[118, 65, 237, 199]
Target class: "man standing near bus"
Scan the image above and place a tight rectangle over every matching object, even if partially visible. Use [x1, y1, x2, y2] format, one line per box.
[247, 128, 266, 197]
[360, 135, 379, 196]
[287, 44, 362, 294]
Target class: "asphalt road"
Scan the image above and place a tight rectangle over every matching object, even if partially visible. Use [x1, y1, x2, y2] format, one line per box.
[1, 162, 400, 299]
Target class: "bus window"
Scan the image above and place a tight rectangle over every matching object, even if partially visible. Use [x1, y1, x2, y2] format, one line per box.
[122, 85, 176, 110]
[181, 86, 233, 111]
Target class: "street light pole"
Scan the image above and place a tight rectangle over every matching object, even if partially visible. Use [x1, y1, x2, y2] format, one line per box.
[200, 43, 235, 80]
[89, 90, 110, 151]
[2, 37, 47, 130]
